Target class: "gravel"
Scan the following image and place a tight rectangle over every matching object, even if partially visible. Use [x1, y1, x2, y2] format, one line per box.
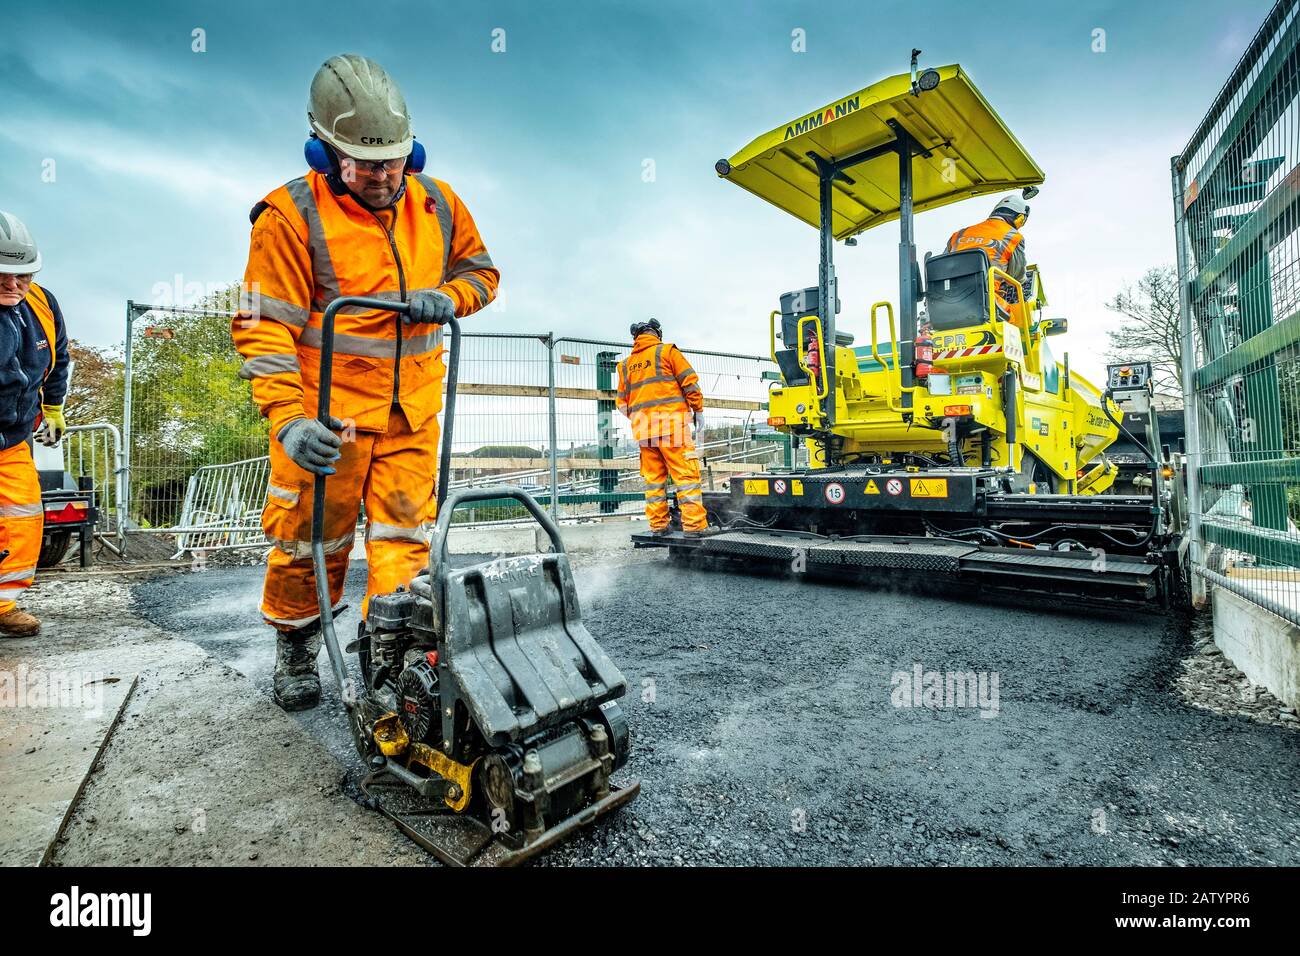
[128, 546, 1300, 867]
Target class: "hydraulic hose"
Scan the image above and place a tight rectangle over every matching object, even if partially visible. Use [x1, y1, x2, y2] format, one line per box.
[1101, 390, 1164, 540]
[1102, 394, 1158, 469]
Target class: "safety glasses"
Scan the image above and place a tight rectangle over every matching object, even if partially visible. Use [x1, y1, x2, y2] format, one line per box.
[340, 155, 406, 177]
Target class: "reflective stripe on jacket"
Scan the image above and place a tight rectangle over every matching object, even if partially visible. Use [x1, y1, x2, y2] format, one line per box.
[945, 217, 1024, 273]
[232, 171, 499, 435]
[616, 334, 704, 443]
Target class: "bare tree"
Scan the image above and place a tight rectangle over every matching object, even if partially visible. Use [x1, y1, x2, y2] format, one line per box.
[1105, 265, 1182, 400]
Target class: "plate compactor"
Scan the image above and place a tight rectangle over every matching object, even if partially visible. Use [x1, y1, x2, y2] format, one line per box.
[634, 58, 1189, 610]
[309, 296, 639, 866]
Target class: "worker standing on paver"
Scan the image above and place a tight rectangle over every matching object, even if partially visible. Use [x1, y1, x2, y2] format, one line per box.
[0, 211, 69, 638]
[232, 54, 499, 710]
[617, 319, 716, 538]
[945, 194, 1030, 308]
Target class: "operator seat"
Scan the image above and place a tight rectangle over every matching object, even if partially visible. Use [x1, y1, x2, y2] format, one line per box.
[923, 248, 998, 331]
[774, 285, 855, 385]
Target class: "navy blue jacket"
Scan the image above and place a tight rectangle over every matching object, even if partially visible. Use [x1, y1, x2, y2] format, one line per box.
[1, 287, 69, 451]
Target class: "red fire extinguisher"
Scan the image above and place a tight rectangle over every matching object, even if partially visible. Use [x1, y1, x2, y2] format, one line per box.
[914, 325, 934, 380]
[806, 330, 822, 384]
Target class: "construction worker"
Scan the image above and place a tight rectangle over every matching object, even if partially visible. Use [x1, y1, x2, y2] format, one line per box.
[617, 319, 716, 538]
[0, 211, 69, 638]
[945, 194, 1029, 310]
[232, 54, 499, 711]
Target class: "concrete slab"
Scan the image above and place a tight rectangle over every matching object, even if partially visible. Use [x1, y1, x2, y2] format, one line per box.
[0, 662, 136, 867]
[1, 575, 420, 867]
[1213, 585, 1300, 708]
[540, 516, 648, 553]
[343, 515, 649, 561]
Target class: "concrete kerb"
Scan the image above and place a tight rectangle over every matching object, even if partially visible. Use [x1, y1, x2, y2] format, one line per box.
[345, 515, 648, 562]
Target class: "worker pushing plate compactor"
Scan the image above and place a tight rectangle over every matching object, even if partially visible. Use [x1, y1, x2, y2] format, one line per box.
[636, 54, 1189, 609]
[310, 297, 638, 867]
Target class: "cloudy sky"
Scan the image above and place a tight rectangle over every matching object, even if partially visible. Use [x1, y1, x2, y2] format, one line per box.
[0, 0, 1273, 381]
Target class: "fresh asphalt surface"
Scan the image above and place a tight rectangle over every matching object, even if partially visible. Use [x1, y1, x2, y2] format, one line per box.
[131, 549, 1300, 866]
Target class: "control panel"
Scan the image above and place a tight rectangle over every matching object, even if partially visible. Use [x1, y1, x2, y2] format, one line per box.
[1107, 361, 1154, 414]
[1107, 362, 1153, 392]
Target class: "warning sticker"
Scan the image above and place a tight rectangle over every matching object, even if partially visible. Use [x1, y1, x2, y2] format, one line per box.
[824, 482, 846, 504]
[792, 480, 804, 496]
[773, 479, 788, 494]
[864, 479, 880, 495]
[910, 478, 948, 498]
[885, 478, 904, 496]
[743, 479, 769, 496]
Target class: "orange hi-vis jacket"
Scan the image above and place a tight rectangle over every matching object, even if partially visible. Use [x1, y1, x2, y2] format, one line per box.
[945, 217, 1023, 272]
[616, 335, 704, 444]
[233, 171, 499, 437]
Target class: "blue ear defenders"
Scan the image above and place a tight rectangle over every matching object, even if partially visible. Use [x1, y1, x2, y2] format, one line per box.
[304, 134, 425, 174]
[304, 134, 335, 174]
[407, 139, 425, 173]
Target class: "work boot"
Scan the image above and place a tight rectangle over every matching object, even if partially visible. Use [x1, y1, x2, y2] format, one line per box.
[648, 527, 672, 538]
[0, 608, 40, 638]
[684, 526, 721, 539]
[273, 623, 322, 711]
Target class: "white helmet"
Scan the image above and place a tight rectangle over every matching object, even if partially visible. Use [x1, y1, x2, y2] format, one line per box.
[0, 210, 41, 275]
[308, 54, 413, 161]
[991, 194, 1030, 227]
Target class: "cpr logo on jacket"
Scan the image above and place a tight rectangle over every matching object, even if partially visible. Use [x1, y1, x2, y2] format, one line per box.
[49, 886, 152, 936]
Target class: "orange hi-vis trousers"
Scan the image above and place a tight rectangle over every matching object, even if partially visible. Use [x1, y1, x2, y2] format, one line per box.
[640, 441, 707, 532]
[261, 406, 437, 629]
[0, 441, 43, 614]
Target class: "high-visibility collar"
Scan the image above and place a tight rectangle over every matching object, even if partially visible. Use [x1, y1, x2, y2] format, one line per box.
[257, 171, 454, 352]
[23, 283, 57, 380]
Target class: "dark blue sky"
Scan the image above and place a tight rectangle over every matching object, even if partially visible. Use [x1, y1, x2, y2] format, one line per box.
[0, 0, 1275, 376]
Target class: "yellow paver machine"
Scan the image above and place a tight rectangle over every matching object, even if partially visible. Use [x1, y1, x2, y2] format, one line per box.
[635, 54, 1188, 608]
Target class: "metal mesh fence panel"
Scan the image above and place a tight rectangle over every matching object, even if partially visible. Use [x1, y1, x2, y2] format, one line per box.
[124, 301, 268, 531]
[122, 309, 782, 543]
[1174, 0, 1300, 623]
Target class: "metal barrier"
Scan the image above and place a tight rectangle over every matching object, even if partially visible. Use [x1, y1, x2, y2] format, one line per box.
[121, 301, 783, 550]
[1174, 0, 1300, 623]
[174, 456, 271, 555]
[62, 422, 126, 556]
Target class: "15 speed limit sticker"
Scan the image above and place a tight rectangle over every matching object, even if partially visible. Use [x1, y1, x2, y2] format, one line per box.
[824, 482, 846, 504]
[885, 478, 904, 496]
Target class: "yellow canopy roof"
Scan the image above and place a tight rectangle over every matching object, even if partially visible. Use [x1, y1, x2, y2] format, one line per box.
[718, 65, 1044, 239]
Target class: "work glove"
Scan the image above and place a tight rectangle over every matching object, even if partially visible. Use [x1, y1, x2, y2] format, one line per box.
[692, 411, 704, 440]
[35, 404, 66, 446]
[278, 416, 345, 475]
[404, 290, 456, 325]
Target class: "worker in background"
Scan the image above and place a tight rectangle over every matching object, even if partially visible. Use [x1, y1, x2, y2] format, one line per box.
[0, 211, 69, 638]
[232, 54, 499, 711]
[945, 194, 1030, 309]
[617, 319, 717, 539]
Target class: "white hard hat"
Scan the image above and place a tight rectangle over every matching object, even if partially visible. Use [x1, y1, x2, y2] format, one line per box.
[992, 194, 1030, 225]
[0, 211, 41, 275]
[308, 54, 413, 161]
